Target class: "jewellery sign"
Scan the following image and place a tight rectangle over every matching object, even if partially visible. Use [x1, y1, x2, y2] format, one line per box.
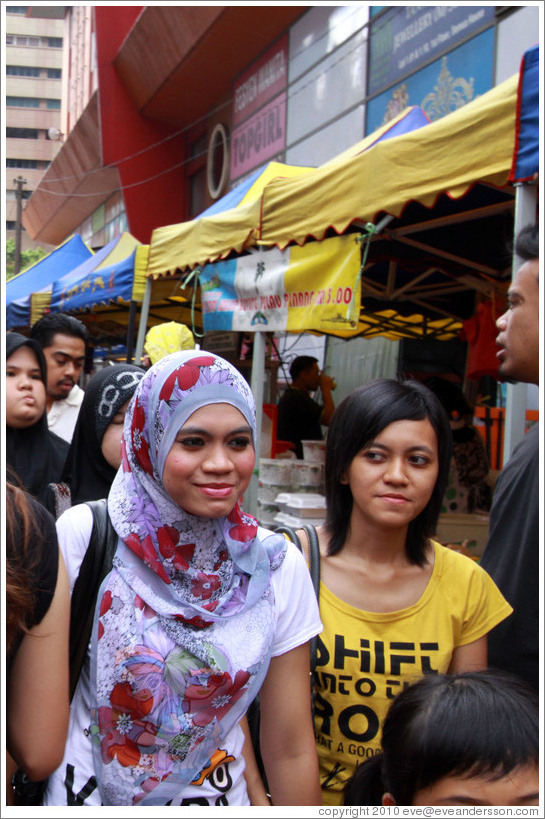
[198, 234, 361, 335]
[368, 5, 495, 97]
[231, 36, 288, 181]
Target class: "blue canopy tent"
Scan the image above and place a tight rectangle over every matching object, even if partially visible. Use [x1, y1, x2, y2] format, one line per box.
[6, 234, 92, 329]
[46, 231, 147, 361]
[49, 232, 143, 313]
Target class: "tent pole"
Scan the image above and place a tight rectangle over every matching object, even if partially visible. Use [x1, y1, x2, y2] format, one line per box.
[503, 182, 537, 464]
[126, 300, 137, 362]
[245, 330, 266, 517]
[134, 277, 153, 365]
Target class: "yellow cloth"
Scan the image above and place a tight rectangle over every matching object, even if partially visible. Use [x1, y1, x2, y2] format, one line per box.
[144, 321, 194, 364]
[314, 541, 512, 806]
[260, 74, 518, 249]
[146, 162, 312, 276]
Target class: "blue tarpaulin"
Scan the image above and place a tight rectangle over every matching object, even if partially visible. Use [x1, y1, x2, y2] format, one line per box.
[6, 234, 92, 328]
[49, 233, 140, 313]
[509, 44, 539, 183]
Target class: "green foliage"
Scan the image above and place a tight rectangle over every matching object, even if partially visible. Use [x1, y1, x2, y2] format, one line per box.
[6, 237, 47, 280]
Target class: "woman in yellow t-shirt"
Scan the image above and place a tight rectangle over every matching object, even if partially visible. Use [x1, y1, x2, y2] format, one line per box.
[304, 379, 512, 806]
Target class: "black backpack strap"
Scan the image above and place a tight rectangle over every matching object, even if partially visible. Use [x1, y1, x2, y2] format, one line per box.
[274, 523, 321, 674]
[69, 499, 118, 700]
[300, 524, 320, 675]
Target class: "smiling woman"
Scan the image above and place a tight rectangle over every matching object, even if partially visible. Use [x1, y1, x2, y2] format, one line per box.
[6, 333, 69, 509]
[163, 404, 254, 518]
[301, 379, 513, 806]
[44, 350, 322, 807]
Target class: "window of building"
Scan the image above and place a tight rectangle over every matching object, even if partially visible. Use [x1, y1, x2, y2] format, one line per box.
[7, 158, 38, 169]
[6, 96, 40, 107]
[6, 127, 40, 139]
[17, 35, 40, 46]
[47, 67, 62, 78]
[6, 222, 18, 231]
[6, 7, 29, 14]
[6, 65, 41, 77]
[6, 34, 63, 47]
[46, 99, 61, 109]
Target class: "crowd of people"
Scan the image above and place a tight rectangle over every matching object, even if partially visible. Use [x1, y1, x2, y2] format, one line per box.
[5, 224, 539, 807]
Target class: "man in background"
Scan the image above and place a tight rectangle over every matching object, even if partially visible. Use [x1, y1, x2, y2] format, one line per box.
[479, 223, 539, 691]
[30, 313, 89, 444]
[277, 355, 336, 459]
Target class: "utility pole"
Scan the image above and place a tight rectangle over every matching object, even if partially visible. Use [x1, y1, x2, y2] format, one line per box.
[13, 175, 27, 276]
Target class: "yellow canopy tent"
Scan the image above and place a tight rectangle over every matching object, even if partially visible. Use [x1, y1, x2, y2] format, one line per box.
[147, 161, 313, 278]
[144, 76, 519, 343]
[259, 74, 518, 247]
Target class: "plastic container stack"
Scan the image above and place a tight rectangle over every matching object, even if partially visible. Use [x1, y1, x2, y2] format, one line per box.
[257, 440, 327, 527]
[257, 458, 292, 526]
[274, 492, 326, 528]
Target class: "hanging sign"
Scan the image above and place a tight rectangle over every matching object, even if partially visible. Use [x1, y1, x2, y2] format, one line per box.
[233, 35, 288, 127]
[198, 234, 361, 334]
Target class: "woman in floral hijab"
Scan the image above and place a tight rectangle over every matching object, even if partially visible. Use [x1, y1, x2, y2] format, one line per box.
[44, 351, 322, 807]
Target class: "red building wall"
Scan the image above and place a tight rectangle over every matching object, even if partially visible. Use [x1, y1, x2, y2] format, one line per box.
[94, 6, 188, 243]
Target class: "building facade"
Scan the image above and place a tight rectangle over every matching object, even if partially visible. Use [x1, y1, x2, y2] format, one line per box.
[5, 4, 64, 253]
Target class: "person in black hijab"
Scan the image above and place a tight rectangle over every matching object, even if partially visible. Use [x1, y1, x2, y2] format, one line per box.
[60, 363, 144, 505]
[6, 332, 69, 511]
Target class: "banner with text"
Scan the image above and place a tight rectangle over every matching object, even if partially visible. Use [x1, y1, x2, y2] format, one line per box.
[199, 234, 361, 335]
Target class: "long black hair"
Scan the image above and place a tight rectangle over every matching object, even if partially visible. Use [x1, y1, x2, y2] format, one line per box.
[344, 669, 539, 806]
[324, 378, 452, 564]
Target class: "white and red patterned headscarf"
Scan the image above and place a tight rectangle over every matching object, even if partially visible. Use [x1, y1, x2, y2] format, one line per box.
[90, 351, 286, 805]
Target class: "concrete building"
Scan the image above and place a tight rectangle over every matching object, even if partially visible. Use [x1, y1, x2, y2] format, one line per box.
[5, 4, 64, 253]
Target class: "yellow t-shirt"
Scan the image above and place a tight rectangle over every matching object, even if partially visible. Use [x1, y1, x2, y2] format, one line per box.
[314, 541, 512, 806]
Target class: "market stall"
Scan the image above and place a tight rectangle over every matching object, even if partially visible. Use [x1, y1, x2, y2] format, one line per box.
[6, 233, 92, 329]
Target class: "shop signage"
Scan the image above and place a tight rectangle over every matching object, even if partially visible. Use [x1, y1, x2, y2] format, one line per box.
[198, 234, 361, 335]
[233, 35, 288, 127]
[368, 5, 495, 97]
[366, 27, 494, 134]
[230, 92, 286, 180]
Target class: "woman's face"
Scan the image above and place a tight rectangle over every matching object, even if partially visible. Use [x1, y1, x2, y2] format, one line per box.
[403, 763, 539, 806]
[6, 345, 46, 429]
[162, 403, 255, 518]
[343, 417, 439, 530]
[101, 400, 130, 469]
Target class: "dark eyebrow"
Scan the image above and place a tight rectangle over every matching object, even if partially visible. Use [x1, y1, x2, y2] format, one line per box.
[367, 441, 435, 455]
[435, 797, 482, 805]
[507, 284, 523, 300]
[7, 363, 42, 373]
[518, 793, 540, 804]
[53, 350, 85, 361]
[178, 425, 252, 436]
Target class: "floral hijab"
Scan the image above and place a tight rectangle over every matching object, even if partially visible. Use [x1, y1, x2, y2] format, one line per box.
[90, 351, 286, 805]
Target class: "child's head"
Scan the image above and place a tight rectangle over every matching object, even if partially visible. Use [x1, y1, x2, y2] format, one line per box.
[343, 670, 539, 807]
[324, 379, 452, 561]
